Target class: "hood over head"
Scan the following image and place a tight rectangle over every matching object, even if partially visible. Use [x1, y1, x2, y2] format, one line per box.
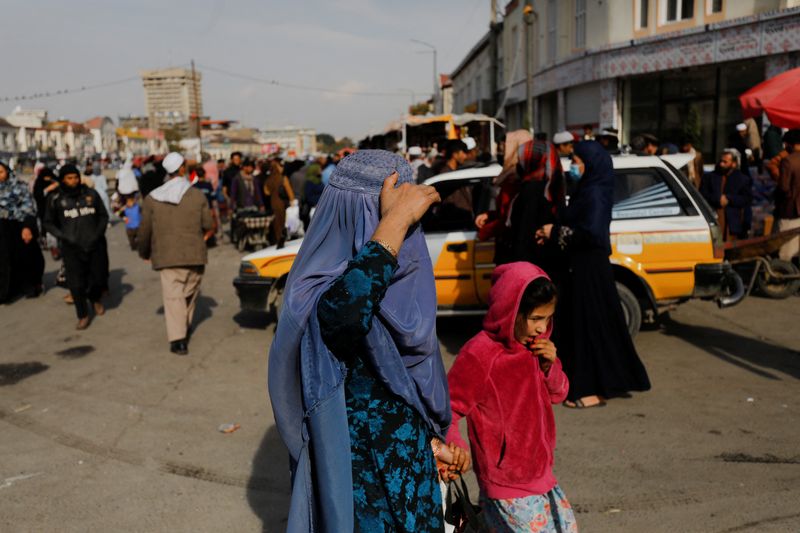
[483, 261, 553, 351]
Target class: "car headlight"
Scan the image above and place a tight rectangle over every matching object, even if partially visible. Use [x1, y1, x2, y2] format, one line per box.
[239, 261, 259, 277]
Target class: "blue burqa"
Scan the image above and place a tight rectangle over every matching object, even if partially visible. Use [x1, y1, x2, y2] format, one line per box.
[268, 150, 451, 532]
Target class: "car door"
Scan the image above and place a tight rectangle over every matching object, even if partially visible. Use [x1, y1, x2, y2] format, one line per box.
[421, 176, 487, 310]
[610, 166, 712, 300]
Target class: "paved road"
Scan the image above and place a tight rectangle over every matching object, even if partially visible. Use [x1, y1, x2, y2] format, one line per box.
[1, 223, 798, 532]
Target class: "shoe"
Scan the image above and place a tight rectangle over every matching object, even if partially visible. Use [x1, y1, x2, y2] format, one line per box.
[76, 317, 90, 330]
[64, 293, 74, 304]
[93, 301, 105, 316]
[170, 340, 189, 355]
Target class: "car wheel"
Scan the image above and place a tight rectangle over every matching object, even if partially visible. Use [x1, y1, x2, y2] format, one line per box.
[756, 258, 800, 299]
[271, 276, 287, 321]
[616, 282, 642, 338]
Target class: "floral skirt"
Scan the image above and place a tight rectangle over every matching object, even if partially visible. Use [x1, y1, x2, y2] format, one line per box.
[479, 485, 578, 533]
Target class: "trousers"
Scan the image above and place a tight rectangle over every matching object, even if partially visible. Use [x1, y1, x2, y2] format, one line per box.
[62, 240, 108, 319]
[159, 266, 204, 342]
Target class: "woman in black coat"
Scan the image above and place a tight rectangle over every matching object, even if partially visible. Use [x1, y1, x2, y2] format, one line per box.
[536, 141, 650, 408]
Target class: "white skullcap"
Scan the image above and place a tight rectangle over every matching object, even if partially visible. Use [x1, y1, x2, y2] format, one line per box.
[736, 123, 747, 132]
[553, 131, 574, 145]
[408, 146, 423, 156]
[162, 152, 185, 174]
[463, 137, 477, 151]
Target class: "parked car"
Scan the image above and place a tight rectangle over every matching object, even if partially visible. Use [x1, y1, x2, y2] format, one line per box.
[234, 154, 745, 336]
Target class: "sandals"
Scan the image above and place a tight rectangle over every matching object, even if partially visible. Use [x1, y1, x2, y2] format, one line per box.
[563, 397, 607, 409]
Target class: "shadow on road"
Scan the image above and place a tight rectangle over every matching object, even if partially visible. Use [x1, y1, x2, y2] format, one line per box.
[660, 315, 800, 380]
[247, 425, 291, 532]
[436, 315, 483, 357]
[105, 268, 134, 310]
[233, 310, 273, 330]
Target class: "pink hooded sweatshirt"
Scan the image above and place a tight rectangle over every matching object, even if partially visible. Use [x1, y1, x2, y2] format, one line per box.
[446, 262, 569, 499]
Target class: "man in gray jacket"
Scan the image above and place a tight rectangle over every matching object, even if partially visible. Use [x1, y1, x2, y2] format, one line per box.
[138, 152, 213, 355]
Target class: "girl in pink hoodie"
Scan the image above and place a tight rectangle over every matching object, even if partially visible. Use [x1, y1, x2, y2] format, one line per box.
[446, 262, 577, 532]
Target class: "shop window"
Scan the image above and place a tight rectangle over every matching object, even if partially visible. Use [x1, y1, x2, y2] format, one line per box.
[575, 0, 586, 49]
[707, 0, 723, 14]
[612, 169, 684, 220]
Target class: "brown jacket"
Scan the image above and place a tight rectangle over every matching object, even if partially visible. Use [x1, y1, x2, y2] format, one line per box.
[138, 187, 213, 270]
[766, 150, 788, 180]
[777, 151, 800, 220]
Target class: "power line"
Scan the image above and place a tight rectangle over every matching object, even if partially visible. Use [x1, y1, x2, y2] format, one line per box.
[197, 63, 427, 98]
[0, 76, 141, 103]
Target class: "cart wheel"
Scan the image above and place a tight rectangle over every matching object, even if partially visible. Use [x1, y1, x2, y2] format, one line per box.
[756, 259, 800, 299]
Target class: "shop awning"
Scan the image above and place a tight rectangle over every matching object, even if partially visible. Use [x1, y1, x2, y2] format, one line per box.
[740, 67, 800, 128]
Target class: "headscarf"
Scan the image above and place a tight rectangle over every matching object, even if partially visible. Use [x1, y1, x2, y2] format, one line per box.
[269, 150, 449, 532]
[560, 141, 615, 253]
[496, 129, 532, 185]
[0, 161, 37, 222]
[518, 139, 565, 208]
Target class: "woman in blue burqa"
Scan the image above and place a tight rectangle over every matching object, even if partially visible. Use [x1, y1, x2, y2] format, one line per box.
[269, 150, 464, 532]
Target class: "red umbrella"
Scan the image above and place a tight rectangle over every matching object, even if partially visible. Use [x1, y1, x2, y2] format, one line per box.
[740, 67, 800, 129]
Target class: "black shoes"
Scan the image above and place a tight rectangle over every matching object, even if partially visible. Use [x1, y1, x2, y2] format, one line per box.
[170, 339, 189, 355]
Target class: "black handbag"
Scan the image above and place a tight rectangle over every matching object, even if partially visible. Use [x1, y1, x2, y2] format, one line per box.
[444, 475, 487, 532]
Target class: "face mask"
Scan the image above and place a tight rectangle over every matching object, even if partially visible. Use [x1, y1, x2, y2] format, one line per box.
[568, 163, 583, 181]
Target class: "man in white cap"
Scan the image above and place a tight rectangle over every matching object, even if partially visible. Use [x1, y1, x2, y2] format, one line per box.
[729, 123, 753, 177]
[407, 146, 425, 182]
[138, 152, 214, 355]
[552, 131, 575, 157]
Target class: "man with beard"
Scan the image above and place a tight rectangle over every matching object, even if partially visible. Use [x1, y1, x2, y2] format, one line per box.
[700, 149, 752, 241]
[44, 165, 109, 329]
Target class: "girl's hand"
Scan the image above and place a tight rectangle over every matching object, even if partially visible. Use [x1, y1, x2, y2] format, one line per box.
[433, 440, 472, 481]
[530, 338, 557, 374]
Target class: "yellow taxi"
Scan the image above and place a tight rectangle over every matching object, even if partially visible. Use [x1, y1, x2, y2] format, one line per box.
[234, 154, 744, 336]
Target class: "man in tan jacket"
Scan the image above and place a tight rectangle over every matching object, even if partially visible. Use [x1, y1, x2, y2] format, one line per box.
[138, 152, 214, 355]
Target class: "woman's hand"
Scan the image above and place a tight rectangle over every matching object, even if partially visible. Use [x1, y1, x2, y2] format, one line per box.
[45, 182, 59, 194]
[379, 172, 440, 227]
[529, 338, 557, 374]
[21, 227, 33, 244]
[535, 224, 553, 245]
[434, 439, 472, 480]
[372, 173, 440, 255]
[474, 212, 489, 229]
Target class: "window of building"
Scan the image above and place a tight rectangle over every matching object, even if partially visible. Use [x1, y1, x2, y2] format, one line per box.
[707, 0, 723, 14]
[664, 0, 694, 23]
[575, 0, 587, 48]
[637, 0, 649, 29]
[547, 0, 557, 62]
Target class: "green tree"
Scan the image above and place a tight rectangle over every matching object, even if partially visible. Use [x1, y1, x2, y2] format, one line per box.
[316, 133, 335, 152]
[163, 127, 183, 152]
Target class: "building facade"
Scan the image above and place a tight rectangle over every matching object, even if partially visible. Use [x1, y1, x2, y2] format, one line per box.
[259, 126, 318, 158]
[84, 116, 117, 156]
[140, 68, 203, 137]
[451, 1, 800, 158]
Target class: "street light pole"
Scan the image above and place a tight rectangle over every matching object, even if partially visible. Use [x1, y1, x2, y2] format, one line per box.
[523, 3, 535, 135]
[410, 39, 438, 113]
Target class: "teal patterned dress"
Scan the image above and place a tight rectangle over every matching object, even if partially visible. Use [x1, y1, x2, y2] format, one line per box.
[318, 241, 443, 532]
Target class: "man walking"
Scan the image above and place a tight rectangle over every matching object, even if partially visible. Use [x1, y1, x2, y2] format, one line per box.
[138, 152, 213, 355]
[44, 165, 109, 329]
[700, 149, 752, 241]
[776, 129, 800, 263]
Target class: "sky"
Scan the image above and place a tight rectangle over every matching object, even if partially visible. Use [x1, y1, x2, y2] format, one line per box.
[0, 0, 490, 140]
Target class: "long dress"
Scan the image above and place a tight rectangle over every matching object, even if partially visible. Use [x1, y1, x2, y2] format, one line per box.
[317, 241, 443, 532]
[551, 141, 650, 402]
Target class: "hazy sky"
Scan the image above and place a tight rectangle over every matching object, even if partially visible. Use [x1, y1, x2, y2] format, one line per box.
[0, 0, 490, 140]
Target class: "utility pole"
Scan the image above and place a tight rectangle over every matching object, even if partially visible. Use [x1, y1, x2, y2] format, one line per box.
[191, 59, 202, 160]
[410, 39, 438, 113]
[523, 2, 535, 135]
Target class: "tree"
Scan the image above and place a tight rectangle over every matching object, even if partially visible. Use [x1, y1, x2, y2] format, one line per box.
[163, 127, 183, 152]
[316, 133, 335, 151]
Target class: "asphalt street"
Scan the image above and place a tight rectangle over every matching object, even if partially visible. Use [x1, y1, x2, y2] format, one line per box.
[1, 222, 799, 532]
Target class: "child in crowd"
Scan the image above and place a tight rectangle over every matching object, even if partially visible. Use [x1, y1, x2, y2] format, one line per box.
[446, 262, 577, 532]
[119, 195, 141, 251]
[192, 167, 218, 246]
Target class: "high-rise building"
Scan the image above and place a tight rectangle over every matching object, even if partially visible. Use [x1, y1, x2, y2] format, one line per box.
[140, 67, 203, 137]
